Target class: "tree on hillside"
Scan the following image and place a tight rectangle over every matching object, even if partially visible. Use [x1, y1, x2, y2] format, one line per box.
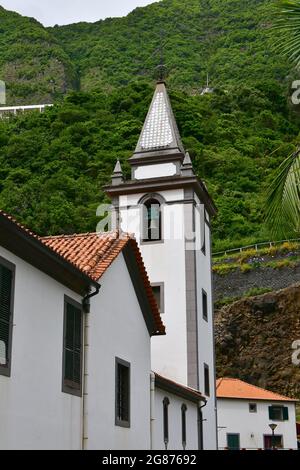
[266, 1, 300, 236]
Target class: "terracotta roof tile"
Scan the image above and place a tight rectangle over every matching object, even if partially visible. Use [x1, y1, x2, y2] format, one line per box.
[216, 378, 297, 402]
[0, 210, 165, 335]
[42, 231, 165, 335]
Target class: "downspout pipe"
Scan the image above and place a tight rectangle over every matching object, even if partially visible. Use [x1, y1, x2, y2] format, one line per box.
[198, 399, 207, 451]
[82, 284, 101, 451]
[150, 372, 156, 450]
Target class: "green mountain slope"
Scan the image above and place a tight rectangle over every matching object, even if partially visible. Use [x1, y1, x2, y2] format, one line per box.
[50, 0, 289, 92]
[0, 6, 77, 104]
[0, 0, 299, 249]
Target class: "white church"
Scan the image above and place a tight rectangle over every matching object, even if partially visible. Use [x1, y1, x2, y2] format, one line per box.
[0, 81, 218, 450]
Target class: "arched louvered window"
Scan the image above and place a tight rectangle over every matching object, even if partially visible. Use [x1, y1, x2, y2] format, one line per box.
[143, 198, 162, 242]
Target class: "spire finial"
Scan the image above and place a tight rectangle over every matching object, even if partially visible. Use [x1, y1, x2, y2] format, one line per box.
[112, 159, 124, 186]
[155, 30, 168, 83]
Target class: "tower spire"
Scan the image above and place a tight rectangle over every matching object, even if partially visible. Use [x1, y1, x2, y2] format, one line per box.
[130, 81, 185, 166]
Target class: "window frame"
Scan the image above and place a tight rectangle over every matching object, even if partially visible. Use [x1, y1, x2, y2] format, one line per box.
[151, 282, 165, 314]
[202, 289, 208, 322]
[269, 405, 288, 422]
[140, 196, 164, 245]
[115, 357, 131, 428]
[249, 403, 257, 413]
[204, 363, 210, 397]
[62, 295, 83, 397]
[181, 404, 187, 450]
[0, 256, 15, 378]
[163, 397, 170, 449]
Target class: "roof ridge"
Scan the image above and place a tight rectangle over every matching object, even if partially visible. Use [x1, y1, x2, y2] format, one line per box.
[42, 230, 119, 240]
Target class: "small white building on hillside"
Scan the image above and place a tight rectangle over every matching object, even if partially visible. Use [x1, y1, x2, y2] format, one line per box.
[217, 378, 298, 450]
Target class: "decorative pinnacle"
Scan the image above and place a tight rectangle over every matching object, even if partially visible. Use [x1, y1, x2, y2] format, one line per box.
[181, 151, 194, 176]
[183, 152, 192, 167]
[113, 160, 123, 175]
[112, 160, 124, 186]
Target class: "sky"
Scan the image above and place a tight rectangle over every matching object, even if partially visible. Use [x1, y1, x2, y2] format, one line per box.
[0, 0, 158, 26]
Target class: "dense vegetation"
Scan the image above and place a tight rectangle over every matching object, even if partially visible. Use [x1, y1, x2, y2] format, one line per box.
[0, 6, 76, 104]
[0, 0, 300, 249]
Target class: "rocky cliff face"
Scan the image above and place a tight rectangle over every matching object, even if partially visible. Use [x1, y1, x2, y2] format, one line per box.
[215, 284, 300, 399]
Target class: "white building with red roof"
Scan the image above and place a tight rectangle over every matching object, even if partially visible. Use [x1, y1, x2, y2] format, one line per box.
[217, 378, 298, 450]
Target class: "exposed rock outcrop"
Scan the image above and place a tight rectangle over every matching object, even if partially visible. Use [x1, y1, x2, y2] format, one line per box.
[215, 284, 300, 399]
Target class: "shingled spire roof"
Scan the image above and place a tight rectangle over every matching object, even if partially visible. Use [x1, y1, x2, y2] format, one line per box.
[130, 81, 185, 164]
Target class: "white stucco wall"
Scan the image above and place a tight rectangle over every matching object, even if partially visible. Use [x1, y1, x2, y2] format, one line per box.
[119, 189, 188, 385]
[194, 199, 218, 450]
[153, 387, 199, 450]
[0, 246, 82, 450]
[118, 187, 218, 449]
[0, 246, 153, 450]
[87, 253, 152, 450]
[217, 399, 298, 450]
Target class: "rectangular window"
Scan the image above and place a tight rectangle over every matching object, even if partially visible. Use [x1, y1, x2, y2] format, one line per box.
[0, 257, 15, 377]
[264, 435, 283, 450]
[151, 283, 165, 314]
[181, 404, 187, 450]
[269, 405, 289, 421]
[163, 397, 170, 449]
[201, 208, 206, 255]
[115, 358, 130, 427]
[202, 289, 208, 322]
[227, 433, 240, 450]
[62, 297, 83, 396]
[249, 403, 257, 413]
[204, 363, 210, 397]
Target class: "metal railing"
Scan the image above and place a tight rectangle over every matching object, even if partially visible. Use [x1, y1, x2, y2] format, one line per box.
[0, 104, 53, 118]
[213, 238, 300, 259]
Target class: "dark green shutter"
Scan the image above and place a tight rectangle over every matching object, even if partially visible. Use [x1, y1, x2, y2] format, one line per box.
[0, 265, 13, 367]
[227, 434, 240, 450]
[269, 406, 275, 420]
[64, 302, 82, 389]
[283, 406, 289, 421]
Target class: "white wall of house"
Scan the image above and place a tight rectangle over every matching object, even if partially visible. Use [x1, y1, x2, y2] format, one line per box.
[217, 399, 298, 450]
[153, 387, 199, 451]
[0, 246, 82, 450]
[87, 253, 152, 450]
[0, 246, 153, 450]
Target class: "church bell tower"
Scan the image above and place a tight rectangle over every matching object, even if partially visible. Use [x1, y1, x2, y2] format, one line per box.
[105, 81, 218, 449]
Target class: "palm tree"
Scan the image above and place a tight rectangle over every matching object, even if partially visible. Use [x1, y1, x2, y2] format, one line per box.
[275, 1, 300, 67]
[266, 1, 300, 236]
[266, 148, 300, 237]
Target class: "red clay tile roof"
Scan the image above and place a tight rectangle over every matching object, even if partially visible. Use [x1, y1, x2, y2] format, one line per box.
[42, 231, 165, 335]
[0, 210, 165, 335]
[0, 210, 39, 239]
[216, 378, 297, 402]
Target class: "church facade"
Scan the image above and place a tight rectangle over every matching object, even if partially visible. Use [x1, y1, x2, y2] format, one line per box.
[0, 81, 218, 450]
[105, 81, 218, 449]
